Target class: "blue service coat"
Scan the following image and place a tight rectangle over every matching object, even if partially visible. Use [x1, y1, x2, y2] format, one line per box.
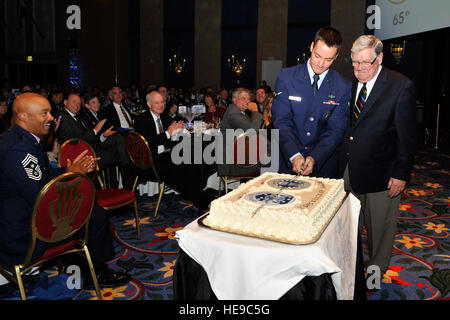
[0, 125, 116, 268]
[0, 125, 65, 266]
[272, 63, 351, 178]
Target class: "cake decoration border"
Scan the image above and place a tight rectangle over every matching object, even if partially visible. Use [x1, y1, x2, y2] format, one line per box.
[198, 192, 349, 245]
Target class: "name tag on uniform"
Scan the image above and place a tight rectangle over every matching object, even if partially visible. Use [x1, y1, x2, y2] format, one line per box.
[289, 96, 302, 102]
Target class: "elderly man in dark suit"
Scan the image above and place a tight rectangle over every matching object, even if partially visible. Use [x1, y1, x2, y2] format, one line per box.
[218, 87, 264, 178]
[134, 91, 213, 213]
[339, 35, 416, 277]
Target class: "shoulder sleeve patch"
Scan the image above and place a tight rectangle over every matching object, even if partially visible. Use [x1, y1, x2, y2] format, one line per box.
[21, 153, 42, 181]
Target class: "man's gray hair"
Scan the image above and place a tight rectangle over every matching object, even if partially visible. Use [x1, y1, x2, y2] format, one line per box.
[232, 87, 250, 100]
[146, 90, 160, 103]
[351, 35, 383, 57]
[108, 86, 122, 97]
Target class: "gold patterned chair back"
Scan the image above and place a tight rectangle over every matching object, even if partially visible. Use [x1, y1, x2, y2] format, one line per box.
[126, 132, 160, 180]
[24, 172, 96, 265]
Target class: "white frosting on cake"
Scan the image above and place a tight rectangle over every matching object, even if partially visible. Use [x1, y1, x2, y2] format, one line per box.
[204, 172, 346, 243]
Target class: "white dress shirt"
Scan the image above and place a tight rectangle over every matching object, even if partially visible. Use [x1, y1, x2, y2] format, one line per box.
[150, 111, 170, 155]
[354, 65, 383, 105]
[113, 102, 132, 129]
[307, 59, 329, 89]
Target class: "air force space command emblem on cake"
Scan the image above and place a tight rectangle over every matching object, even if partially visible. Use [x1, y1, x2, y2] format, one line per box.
[22, 153, 42, 181]
[247, 192, 295, 206]
[267, 178, 311, 190]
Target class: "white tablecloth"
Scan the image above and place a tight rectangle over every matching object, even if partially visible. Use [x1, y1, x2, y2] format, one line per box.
[137, 172, 240, 197]
[175, 193, 361, 300]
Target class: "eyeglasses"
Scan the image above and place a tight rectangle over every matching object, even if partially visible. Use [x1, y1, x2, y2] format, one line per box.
[351, 56, 378, 68]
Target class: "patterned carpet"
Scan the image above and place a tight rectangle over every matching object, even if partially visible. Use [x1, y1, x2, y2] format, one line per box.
[364, 147, 450, 300]
[1, 146, 449, 300]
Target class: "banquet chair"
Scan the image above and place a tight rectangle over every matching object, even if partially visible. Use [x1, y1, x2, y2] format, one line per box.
[125, 132, 166, 217]
[218, 132, 262, 195]
[0, 172, 102, 300]
[58, 139, 141, 239]
[58, 138, 103, 187]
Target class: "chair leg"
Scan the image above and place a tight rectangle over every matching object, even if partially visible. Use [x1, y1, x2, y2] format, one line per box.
[132, 176, 139, 192]
[225, 176, 228, 194]
[15, 266, 27, 300]
[218, 177, 222, 197]
[133, 200, 141, 240]
[83, 245, 102, 300]
[154, 182, 165, 217]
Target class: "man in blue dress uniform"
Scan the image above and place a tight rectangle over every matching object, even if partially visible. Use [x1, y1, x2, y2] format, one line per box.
[272, 27, 351, 178]
[0, 93, 130, 288]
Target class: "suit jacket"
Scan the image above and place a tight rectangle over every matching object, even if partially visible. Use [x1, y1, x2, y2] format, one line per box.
[218, 104, 264, 177]
[338, 67, 417, 194]
[57, 109, 100, 147]
[98, 103, 134, 130]
[0, 125, 65, 266]
[57, 109, 129, 166]
[272, 63, 351, 178]
[79, 107, 101, 130]
[220, 104, 264, 132]
[134, 110, 175, 160]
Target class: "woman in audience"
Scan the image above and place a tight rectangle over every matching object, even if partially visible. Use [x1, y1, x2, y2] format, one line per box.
[202, 93, 226, 126]
[261, 92, 274, 130]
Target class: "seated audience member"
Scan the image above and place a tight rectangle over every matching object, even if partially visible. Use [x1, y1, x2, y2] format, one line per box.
[220, 87, 263, 131]
[80, 94, 102, 130]
[175, 87, 191, 106]
[0, 98, 11, 135]
[217, 89, 231, 109]
[98, 87, 134, 131]
[159, 86, 182, 122]
[261, 93, 274, 130]
[134, 91, 213, 213]
[202, 93, 226, 124]
[0, 92, 130, 288]
[57, 93, 134, 188]
[218, 87, 264, 178]
[255, 87, 268, 113]
[261, 93, 275, 159]
[21, 85, 33, 93]
[50, 90, 64, 117]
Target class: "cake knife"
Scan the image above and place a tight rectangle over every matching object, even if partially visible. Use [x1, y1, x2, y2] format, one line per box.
[251, 170, 303, 218]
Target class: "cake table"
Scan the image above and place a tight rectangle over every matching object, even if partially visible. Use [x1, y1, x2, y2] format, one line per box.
[174, 193, 364, 300]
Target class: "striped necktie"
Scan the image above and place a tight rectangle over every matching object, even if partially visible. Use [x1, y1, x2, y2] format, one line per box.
[156, 117, 164, 134]
[354, 83, 367, 123]
[119, 105, 133, 127]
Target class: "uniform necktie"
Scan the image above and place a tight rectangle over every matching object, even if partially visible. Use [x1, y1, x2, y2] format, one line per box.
[354, 83, 367, 122]
[312, 73, 320, 96]
[120, 105, 133, 127]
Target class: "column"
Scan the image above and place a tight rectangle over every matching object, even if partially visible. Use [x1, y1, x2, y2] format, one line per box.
[140, 0, 164, 87]
[330, 0, 366, 80]
[256, 0, 288, 87]
[194, 0, 221, 88]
